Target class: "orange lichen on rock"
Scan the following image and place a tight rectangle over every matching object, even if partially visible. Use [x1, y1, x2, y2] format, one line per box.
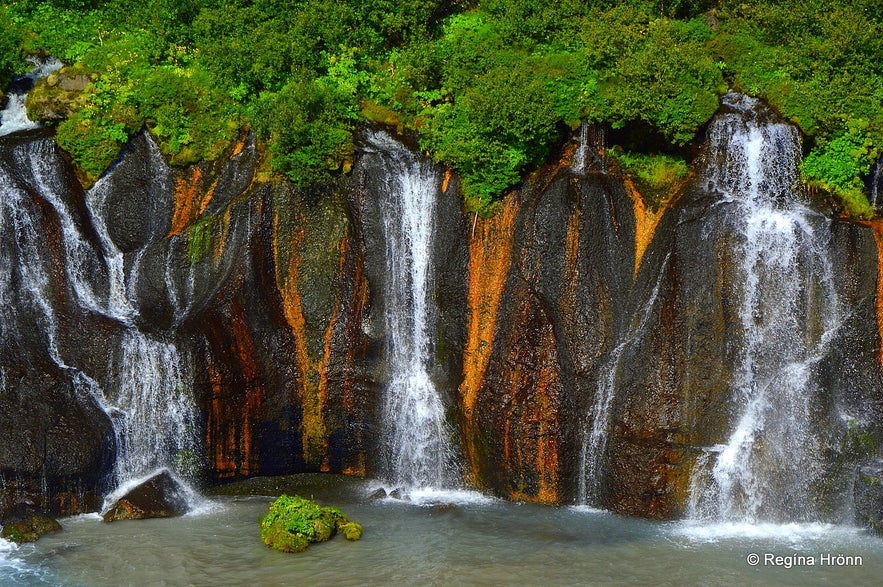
[168, 167, 221, 237]
[229, 298, 264, 476]
[442, 169, 452, 193]
[461, 195, 519, 419]
[627, 174, 688, 278]
[207, 362, 238, 478]
[169, 168, 203, 236]
[212, 208, 232, 263]
[273, 210, 328, 466]
[532, 330, 561, 504]
[269, 205, 362, 468]
[169, 166, 225, 238]
[490, 289, 564, 504]
[560, 205, 582, 320]
[626, 178, 668, 277]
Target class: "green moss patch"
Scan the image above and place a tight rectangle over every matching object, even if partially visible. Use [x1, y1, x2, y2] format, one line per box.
[259, 494, 362, 553]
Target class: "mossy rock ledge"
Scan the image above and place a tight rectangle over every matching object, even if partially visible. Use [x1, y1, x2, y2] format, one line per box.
[1, 506, 62, 543]
[260, 495, 362, 553]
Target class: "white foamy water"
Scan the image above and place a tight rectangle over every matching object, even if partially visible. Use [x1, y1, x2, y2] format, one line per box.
[671, 520, 848, 544]
[365, 480, 497, 507]
[687, 94, 843, 523]
[364, 130, 460, 491]
[99, 468, 219, 517]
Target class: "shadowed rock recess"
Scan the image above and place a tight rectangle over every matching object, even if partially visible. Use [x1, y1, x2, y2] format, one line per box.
[1, 95, 882, 523]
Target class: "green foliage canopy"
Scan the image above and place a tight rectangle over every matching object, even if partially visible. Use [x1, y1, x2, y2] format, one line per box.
[0, 0, 880, 216]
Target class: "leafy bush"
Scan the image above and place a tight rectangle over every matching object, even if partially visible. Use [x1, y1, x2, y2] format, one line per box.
[253, 76, 359, 188]
[259, 494, 362, 553]
[0, 7, 25, 84]
[803, 121, 878, 218]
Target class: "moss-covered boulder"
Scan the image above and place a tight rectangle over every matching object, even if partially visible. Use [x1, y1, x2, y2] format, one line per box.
[259, 494, 362, 553]
[0, 506, 62, 543]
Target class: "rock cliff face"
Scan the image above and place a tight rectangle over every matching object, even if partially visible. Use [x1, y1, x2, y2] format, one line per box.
[2, 96, 882, 522]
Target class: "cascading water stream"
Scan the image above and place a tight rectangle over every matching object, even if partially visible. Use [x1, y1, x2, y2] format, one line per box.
[687, 93, 842, 523]
[571, 120, 606, 175]
[0, 124, 199, 500]
[870, 158, 882, 211]
[365, 130, 459, 491]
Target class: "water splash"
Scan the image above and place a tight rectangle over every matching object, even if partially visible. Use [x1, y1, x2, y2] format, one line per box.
[364, 130, 459, 490]
[687, 94, 842, 523]
[106, 331, 198, 482]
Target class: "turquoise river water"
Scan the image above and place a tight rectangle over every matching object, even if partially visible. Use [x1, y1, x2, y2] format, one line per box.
[1, 475, 881, 586]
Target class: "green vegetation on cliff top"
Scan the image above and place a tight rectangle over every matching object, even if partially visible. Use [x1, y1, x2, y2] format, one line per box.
[1, 1, 881, 216]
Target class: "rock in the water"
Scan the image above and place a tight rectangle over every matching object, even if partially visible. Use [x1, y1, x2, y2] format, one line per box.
[366, 488, 387, 500]
[0, 506, 62, 543]
[259, 494, 362, 553]
[102, 470, 190, 522]
[854, 460, 883, 534]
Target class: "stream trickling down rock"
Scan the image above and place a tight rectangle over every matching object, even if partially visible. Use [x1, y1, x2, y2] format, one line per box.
[1, 110, 200, 506]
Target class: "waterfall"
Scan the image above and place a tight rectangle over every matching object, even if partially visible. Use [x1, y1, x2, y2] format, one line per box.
[871, 158, 882, 211]
[365, 130, 459, 490]
[0, 57, 62, 137]
[0, 131, 199, 496]
[82, 159, 199, 487]
[687, 94, 842, 522]
[107, 330, 198, 482]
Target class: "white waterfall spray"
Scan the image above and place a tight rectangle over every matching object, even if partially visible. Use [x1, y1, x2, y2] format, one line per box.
[687, 94, 842, 522]
[365, 130, 459, 490]
[572, 120, 606, 175]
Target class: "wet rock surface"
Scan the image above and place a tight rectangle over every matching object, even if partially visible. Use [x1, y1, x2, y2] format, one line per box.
[102, 470, 190, 522]
[0, 505, 62, 543]
[2, 103, 883, 523]
[855, 460, 883, 534]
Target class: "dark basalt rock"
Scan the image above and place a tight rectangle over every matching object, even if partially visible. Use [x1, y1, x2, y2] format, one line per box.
[0, 368, 115, 519]
[854, 460, 883, 534]
[0, 505, 62, 543]
[102, 470, 190, 522]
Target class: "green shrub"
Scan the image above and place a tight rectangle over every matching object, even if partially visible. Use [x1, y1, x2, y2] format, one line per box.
[253, 77, 358, 188]
[802, 120, 879, 218]
[0, 7, 25, 84]
[608, 147, 689, 209]
[7, 0, 882, 218]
